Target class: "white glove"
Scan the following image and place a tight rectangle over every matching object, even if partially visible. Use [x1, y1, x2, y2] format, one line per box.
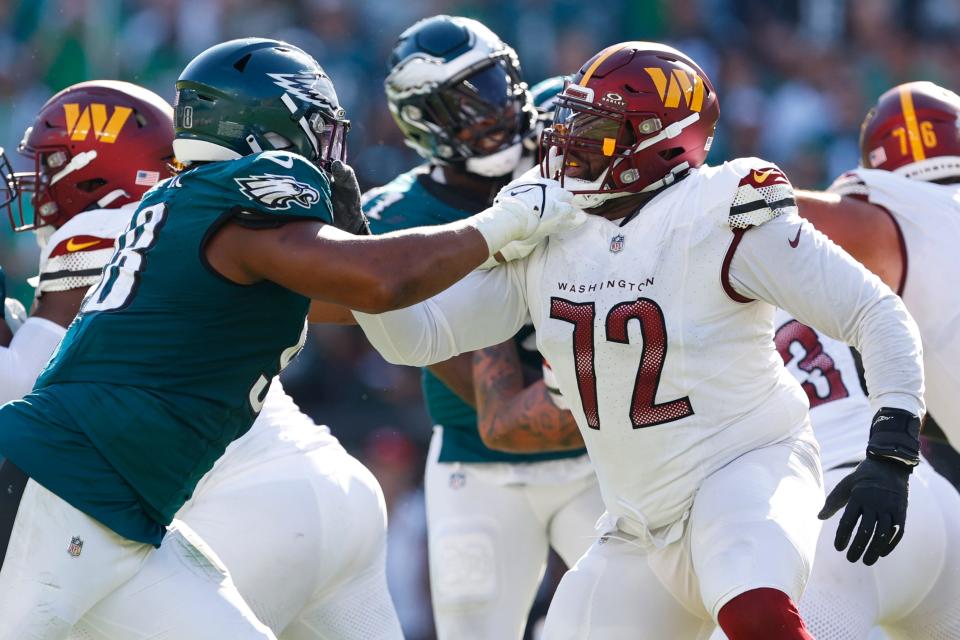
[468, 167, 586, 257]
[4, 297, 27, 334]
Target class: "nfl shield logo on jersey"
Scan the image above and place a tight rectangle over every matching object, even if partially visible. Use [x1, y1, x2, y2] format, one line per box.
[610, 234, 625, 253]
[449, 471, 466, 489]
[67, 536, 83, 558]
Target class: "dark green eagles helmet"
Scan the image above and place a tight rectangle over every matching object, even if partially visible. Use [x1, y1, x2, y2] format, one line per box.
[525, 75, 570, 153]
[173, 38, 349, 168]
[385, 15, 535, 177]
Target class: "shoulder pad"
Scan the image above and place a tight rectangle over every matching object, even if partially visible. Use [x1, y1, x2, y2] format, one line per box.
[229, 152, 333, 222]
[727, 159, 797, 229]
[827, 171, 870, 199]
[34, 208, 130, 294]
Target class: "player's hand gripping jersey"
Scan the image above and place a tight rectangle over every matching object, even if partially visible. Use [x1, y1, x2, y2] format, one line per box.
[356, 157, 924, 539]
[829, 168, 960, 440]
[0, 151, 332, 545]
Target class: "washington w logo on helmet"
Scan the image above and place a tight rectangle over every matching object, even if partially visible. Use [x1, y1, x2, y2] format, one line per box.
[235, 174, 321, 210]
[62, 103, 133, 143]
[644, 68, 705, 112]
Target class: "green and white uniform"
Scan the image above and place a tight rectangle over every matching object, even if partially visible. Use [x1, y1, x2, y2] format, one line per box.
[365, 165, 602, 640]
[0, 150, 330, 546]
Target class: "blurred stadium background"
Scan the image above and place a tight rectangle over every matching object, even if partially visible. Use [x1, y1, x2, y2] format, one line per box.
[2, 0, 958, 637]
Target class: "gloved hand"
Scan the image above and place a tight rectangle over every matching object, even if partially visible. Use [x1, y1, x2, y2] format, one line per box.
[471, 167, 585, 260]
[328, 160, 370, 236]
[819, 408, 920, 565]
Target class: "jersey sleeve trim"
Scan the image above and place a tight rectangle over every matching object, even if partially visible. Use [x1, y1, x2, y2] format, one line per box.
[728, 165, 797, 230]
[720, 228, 753, 303]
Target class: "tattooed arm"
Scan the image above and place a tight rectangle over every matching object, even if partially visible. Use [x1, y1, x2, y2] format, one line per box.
[474, 339, 584, 453]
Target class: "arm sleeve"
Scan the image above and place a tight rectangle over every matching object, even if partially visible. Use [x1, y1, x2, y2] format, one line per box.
[729, 212, 924, 416]
[0, 317, 67, 405]
[354, 262, 529, 367]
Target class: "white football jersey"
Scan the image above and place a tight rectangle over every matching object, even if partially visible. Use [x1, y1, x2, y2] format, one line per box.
[357, 156, 923, 545]
[831, 168, 960, 440]
[773, 309, 869, 470]
[526, 159, 809, 536]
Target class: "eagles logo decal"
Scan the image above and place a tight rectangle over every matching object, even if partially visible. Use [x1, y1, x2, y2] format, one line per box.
[267, 72, 342, 115]
[235, 174, 321, 210]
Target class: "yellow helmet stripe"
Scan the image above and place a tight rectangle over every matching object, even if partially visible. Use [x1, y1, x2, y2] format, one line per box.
[579, 44, 628, 87]
[899, 86, 926, 162]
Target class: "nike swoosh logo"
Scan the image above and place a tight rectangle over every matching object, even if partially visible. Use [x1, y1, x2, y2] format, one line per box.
[891, 524, 901, 541]
[788, 226, 801, 248]
[509, 186, 539, 197]
[753, 169, 774, 183]
[66, 238, 103, 252]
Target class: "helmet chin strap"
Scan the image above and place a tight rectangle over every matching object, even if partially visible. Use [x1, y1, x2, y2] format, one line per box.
[465, 143, 523, 177]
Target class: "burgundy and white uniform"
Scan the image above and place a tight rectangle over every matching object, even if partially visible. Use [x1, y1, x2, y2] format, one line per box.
[356, 157, 924, 635]
[2, 207, 403, 640]
[830, 168, 960, 445]
[773, 309, 960, 640]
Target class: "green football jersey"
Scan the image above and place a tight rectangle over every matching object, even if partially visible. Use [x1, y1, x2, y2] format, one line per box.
[0, 150, 332, 545]
[364, 165, 586, 464]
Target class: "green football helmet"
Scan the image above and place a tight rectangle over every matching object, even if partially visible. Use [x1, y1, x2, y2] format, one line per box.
[173, 38, 349, 168]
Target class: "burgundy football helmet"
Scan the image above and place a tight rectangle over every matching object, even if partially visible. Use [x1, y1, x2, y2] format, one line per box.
[541, 42, 719, 209]
[860, 81, 960, 182]
[1, 80, 174, 231]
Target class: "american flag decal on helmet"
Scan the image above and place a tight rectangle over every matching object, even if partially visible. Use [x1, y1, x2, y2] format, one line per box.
[728, 165, 797, 230]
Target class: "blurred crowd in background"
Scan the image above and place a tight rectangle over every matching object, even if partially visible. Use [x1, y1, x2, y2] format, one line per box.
[2, 0, 959, 637]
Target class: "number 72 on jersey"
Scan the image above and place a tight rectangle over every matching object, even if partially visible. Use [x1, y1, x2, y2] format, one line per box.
[550, 297, 694, 430]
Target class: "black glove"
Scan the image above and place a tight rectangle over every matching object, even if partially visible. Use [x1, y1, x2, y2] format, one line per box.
[328, 160, 370, 236]
[819, 408, 920, 565]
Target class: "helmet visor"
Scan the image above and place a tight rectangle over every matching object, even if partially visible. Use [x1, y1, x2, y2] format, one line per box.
[432, 60, 527, 157]
[543, 96, 636, 185]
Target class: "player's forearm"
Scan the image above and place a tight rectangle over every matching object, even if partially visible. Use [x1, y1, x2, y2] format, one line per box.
[474, 342, 583, 453]
[357, 223, 490, 311]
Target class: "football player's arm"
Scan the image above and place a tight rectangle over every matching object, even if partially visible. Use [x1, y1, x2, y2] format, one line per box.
[794, 189, 904, 291]
[212, 173, 583, 313]
[353, 263, 529, 367]
[730, 211, 922, 564]
[473, 341, 583, 453]
[728, 212, 922, 416]
[308, 300, 357, 325]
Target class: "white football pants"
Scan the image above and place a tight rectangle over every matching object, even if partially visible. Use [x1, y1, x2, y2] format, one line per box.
[425, 427, 604, 640]
[71, 443, 402, 640]
[0, 478, 273, 640]
[543, 430, 824, 639]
